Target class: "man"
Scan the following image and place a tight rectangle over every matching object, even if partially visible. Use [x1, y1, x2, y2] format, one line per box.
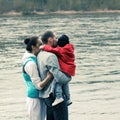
[37, 31, 70, 120]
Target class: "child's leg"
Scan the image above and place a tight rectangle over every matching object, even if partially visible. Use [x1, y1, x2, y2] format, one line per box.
[62, 83, 70, 101]
[62, 83, 72, 106]
[55, 83, 63, 99]
[62, 75, 71, 101]
[52, 83, 64, 106]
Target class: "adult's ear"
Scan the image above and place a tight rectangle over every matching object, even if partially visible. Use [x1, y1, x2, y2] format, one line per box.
[48, 37, 53, 45]
[31, 45, 35, 51]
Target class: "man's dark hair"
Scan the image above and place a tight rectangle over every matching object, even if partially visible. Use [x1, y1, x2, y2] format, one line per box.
[57, 34, 69, 47]
[41, 31, 54, 44]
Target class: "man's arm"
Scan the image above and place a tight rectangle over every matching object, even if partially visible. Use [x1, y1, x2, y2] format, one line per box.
[46, 54, 70, 84]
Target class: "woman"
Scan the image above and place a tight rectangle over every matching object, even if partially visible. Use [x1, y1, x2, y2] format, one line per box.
[22, 36, 53, 120]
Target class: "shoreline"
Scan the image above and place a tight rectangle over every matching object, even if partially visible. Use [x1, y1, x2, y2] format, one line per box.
[1, 10, 120, 16]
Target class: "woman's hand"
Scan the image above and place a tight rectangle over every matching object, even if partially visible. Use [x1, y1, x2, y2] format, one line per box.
[39, 45, 45, 50]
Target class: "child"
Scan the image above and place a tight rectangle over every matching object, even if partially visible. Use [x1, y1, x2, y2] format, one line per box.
[40, 34, 76, 106]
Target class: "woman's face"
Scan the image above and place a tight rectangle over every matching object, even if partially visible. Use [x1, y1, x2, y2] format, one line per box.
[33, 39, 42, 55]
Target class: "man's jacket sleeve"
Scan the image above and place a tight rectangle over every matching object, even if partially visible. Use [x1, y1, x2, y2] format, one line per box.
[46, 54, 70, 84]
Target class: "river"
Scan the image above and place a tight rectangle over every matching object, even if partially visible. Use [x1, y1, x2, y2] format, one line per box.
[0, 13, 120, 120]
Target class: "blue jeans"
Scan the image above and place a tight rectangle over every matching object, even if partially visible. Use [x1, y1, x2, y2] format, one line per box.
[44, 94, 68, 120]
[55, 74, 71, 100]
[55, 83, 70, 101]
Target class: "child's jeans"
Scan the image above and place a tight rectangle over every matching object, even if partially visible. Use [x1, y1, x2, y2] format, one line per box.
[55, 75, 71, 100]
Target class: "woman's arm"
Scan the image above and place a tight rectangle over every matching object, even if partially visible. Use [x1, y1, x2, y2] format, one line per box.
[25, 61, 53, 90]
[40, 72, 53, 88]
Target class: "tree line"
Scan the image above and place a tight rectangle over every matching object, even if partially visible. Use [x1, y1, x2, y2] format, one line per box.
[0, 0, 120, 14]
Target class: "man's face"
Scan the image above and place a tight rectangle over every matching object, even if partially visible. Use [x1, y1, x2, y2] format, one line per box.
[49, 33, 58, 47]
[52, 33, 58, 47]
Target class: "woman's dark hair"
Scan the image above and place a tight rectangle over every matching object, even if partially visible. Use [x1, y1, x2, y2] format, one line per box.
[41, 31, 54, 44]
[24, 36, 38, 52]
[57, 34, 69, 47]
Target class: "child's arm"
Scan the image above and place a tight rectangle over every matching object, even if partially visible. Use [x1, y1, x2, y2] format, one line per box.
[41, 45, 62, 56]
[40, 72, 53, 88]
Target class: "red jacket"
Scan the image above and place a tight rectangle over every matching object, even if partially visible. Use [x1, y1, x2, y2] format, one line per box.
[43, 44, 76, 76]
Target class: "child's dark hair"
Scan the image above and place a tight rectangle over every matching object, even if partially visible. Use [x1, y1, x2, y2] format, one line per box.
[41, 31, 54, 44]
[57, 34, 69, 47]
[24, 36, 38, 52]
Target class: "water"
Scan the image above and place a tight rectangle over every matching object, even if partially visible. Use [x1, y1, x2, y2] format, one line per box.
[0, 13, 120, 120]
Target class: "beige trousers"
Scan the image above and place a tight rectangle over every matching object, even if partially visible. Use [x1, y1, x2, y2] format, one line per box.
[26, 97, 46, 120]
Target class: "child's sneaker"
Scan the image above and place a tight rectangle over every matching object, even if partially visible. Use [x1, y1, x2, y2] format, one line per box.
[67, 100, 72, 106]
[52, 98, 64, 106]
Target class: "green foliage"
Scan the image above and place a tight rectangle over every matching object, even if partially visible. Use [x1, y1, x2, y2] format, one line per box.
[0, 0, 120, 13]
